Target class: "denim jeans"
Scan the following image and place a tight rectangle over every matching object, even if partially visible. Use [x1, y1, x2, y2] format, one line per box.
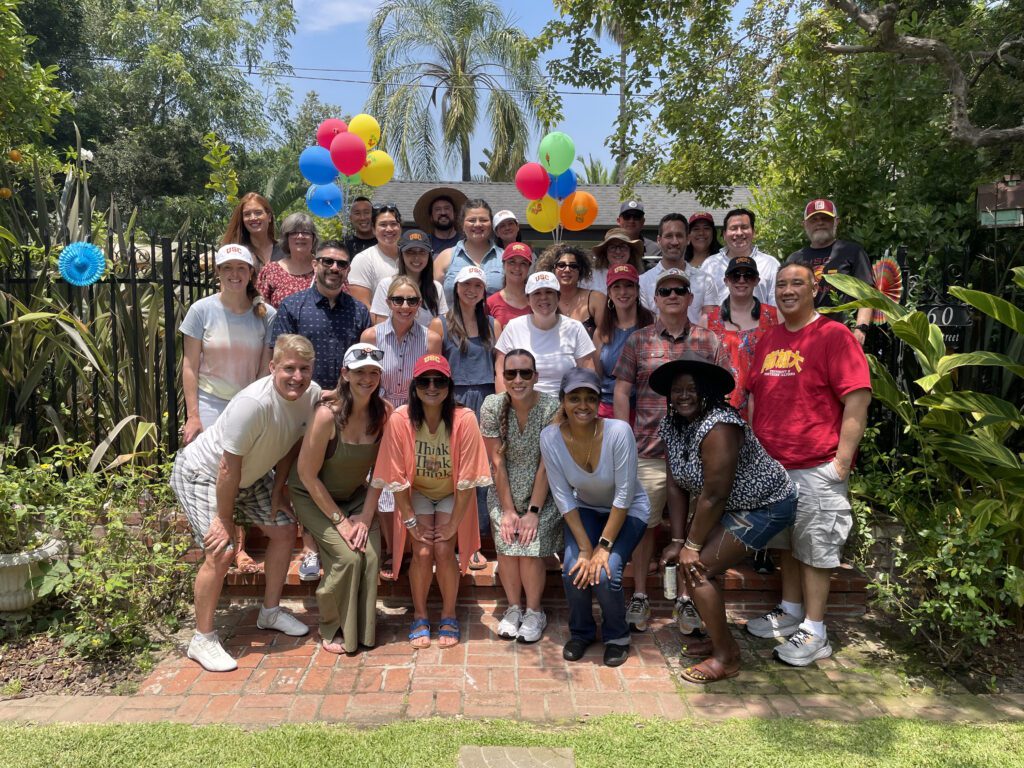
[562, 509, 646, 646]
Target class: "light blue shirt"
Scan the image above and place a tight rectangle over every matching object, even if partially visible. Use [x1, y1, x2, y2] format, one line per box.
[442, 240, 504, 305]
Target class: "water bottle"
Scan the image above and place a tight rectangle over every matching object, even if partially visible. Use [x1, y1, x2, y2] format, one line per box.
[663, 564, 678, 600]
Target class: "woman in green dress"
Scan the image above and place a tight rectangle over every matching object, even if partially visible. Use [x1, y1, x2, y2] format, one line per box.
[291, 343, 391, 654]
[479, 348, 561, 644]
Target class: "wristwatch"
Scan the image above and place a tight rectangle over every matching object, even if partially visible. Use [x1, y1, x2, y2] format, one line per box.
[331, 511, 342, 524]
[598, 536, 614, 551]
[527, 505, 540, 514]
[854, 324, 871, 334]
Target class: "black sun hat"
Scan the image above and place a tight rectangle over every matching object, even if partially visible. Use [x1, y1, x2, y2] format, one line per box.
[649, 351, 735, 397]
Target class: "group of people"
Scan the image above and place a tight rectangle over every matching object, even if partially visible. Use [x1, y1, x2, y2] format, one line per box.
[171, 189, 873, 685]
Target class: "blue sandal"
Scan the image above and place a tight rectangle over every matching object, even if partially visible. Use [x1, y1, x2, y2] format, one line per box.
[438, 616, 460, 647]
[408, 618, 431, 648]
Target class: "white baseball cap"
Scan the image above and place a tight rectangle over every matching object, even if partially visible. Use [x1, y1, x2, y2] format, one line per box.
[214, 243, 254, 267]
[455, 265, 487, 285]
[343, 343, 385, 371]
[526, 271, 560, 295]
[493, 210, 518, 228]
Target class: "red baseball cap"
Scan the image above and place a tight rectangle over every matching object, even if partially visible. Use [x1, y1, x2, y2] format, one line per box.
[413, 353, 451, 378]
[606, 264, 640, 287]
[688, 212, 715, 227]
[502, 242, 533, 263]
[804, 199, 837, 220]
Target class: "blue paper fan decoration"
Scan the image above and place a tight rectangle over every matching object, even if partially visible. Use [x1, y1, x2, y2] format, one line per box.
[59, 242, 106, 287]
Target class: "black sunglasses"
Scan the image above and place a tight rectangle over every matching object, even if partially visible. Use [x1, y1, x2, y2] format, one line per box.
[502, 368, 536, 381]
[728, 271, 757, 282]
[554, 262, 580, 271]
[414, 375, 449, 389]
[349, 348, 384, 362]
[317, 257, 350, 269]
[656, 286, 690, 297]
[388, 295, 421, 307]
[374, 203, 401, 215]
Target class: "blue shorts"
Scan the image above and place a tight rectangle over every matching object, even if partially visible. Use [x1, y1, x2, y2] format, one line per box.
[720, 491, 797, 550]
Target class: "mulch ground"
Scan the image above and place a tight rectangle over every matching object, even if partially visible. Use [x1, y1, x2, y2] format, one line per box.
[0, 634, 146, 697]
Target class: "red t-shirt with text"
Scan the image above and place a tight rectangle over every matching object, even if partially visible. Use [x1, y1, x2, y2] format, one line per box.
[748, 316, 870, 469]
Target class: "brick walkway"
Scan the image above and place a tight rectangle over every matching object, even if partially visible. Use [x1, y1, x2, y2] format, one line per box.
[1, 599, 1022, 726]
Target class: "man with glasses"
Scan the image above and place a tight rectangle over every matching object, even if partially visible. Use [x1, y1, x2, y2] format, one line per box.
[271, 240, 371, 389]
[617, 200, 660, 258]
[344, 196, 377, 258]
[612, 269, 728, 633]
[785, 199, 874, 346]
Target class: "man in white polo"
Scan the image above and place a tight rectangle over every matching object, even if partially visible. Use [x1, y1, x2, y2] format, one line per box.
[170, 334, 321, 671]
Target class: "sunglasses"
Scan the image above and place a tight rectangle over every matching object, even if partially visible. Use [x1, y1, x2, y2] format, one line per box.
[317, 257, 350, 269]
[554, 262, 580, 271]
[349, 348, 384, 362]
[656, 286, 690, 297]
[414, 375, 449, 389]
[388, 295, 421, 307]
[502, 368, 536, 382]
[374, 203, 400, 213]
[728, 271, 757, 282]
[620, 212, 643, 221]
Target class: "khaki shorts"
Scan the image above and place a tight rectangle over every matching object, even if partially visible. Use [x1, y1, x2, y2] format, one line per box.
[766, 461, 852, 569]
[637, 457, 668, 529]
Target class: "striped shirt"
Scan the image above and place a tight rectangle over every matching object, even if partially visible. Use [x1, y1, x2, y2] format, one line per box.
[374, 318, 428, 407]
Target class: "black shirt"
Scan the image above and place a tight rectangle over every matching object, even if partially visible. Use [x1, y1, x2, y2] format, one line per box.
[344, 235, 378, 259]
[786, 239, 873, 309]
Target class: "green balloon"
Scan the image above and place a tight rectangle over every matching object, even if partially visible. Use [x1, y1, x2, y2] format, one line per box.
[538, 132, 575, 176]
[343, 173, 362, 185]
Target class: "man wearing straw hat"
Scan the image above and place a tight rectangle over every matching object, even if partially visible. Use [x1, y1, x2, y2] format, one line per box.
[413, 187, 469, 253]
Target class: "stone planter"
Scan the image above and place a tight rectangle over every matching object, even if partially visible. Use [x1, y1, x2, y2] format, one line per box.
[0, 537, 65, 612]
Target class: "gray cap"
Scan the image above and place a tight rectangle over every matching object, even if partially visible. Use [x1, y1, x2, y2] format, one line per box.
[619, 200, 645, 215]
[559, 367, 601, 396]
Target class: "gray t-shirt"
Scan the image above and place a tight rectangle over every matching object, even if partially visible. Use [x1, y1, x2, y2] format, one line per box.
[179, 375, 321, 488]
[539, 418, 650, 522]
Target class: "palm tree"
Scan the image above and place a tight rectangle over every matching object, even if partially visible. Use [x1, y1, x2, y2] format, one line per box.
[367, 0, 549, 182]
[577, 154, 615, 185]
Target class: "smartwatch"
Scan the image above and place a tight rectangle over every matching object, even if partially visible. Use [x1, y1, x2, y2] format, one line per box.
[527, 505, 540, 515]
[598, 536, 614, 551]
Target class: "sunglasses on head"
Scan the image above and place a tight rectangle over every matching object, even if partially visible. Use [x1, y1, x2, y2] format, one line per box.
[554, 261, 580, 271]
[349, 348, 384, 362]
[656, 286, 690, 297]
[502, 368, 536, 382]
[388, 295, 421, 307]
[317, 256, 350, 269]
[414, 375, 449, 389]
[374, 203, 400, 215]
[728, 271, 757, 282]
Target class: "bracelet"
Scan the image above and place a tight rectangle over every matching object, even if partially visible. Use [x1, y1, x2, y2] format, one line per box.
[670, 538, 686, 544]
[402, 516, 418, 529]
[683, 538, 703, 552]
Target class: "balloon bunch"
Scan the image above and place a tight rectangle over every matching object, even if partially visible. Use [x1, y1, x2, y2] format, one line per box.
[299, 115, 396, 218]
[514, 131, 598, 237]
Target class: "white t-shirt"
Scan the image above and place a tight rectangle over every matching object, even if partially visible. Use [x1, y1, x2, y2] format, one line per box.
[370, 278, 448, 326]
[347, 245, 399, 294]
[691, 247, 780, 312]
[638, 261, 706, 325]
[495, 315, 596, 395]
[178, 294, 277, 401]
[179, 375, 322, 488]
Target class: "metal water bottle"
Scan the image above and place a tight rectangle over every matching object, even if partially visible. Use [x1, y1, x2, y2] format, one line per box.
[663, 564, 678, 600]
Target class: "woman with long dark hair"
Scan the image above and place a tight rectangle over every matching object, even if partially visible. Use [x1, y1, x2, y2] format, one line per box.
[291, 343, 391, 654]
[370, 229, 448, 325]
[371, 354, 492, 649]
[492, 209, 522, 249]
[486, 243, 533, 327]
[221, 192, 283, 269]
[684, 212, 722, 269]
[593, 264, 654, 421]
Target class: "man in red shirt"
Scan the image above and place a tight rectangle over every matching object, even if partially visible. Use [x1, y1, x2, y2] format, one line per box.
[745, 262, 871, 666]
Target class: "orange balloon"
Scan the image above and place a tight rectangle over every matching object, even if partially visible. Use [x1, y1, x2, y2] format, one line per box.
[559, 192, 598, 231]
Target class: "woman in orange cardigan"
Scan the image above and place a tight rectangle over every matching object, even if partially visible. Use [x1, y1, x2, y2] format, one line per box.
[371, 353, 492, 648]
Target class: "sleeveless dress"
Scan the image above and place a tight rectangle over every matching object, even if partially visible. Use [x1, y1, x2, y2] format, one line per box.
[441, 316, 497, 417]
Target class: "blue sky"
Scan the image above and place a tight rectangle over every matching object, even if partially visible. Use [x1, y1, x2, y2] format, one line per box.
[284, 0, 622, 180]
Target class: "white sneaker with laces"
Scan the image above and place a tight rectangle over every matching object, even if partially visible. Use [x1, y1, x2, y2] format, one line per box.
[497, 605, 523, 639]
[256, 606, 310, 637]
[516, 609, 547, 644]
[775, 628, 833, 666]
[746, 605, 802, 638]
[675, 597, 704, 635]
[187, 632, 237, 672]
[298, 551, 321, 581]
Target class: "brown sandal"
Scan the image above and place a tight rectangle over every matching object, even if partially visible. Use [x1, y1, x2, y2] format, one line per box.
[680, 636, 714, 658]
[680, 657, 740, 684]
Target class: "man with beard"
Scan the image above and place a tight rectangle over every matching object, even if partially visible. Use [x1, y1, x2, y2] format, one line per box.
[413, 187, 468, 253]
[785, 199, 874, 346]
[639, 213, 706, 324]
[344, 196, 377, 258]
[271, 240, 372, 389]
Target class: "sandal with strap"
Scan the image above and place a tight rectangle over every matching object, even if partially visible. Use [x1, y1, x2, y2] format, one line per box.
[408, 618, 431, 649]
[680, 657, 740, 685]
[437, 616, 460, 648]
[680, 635, 714, 658]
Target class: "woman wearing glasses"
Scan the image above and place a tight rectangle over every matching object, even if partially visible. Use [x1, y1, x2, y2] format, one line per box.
[535, 244, 605, 338]
[434, 198, 504, 304]
[255, 213, 319, 308]
[221, 192, 284, 270]
[698, 255, 777, 419]
[586, 228, 645, 291]
[370, 229, 448, 326]
[348, 204, 403, 309]
[291, 343, 391, 655]
[480, 350, 560, 643]
[372, 354, 492, 649]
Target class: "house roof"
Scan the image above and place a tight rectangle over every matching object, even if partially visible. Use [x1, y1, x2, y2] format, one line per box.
[367, 181, 754, 229]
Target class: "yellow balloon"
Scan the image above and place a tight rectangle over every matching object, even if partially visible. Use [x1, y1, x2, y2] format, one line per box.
[349, 113, 381, 149]
[361, 150, 395, 187]
[526, 196, 559, 233]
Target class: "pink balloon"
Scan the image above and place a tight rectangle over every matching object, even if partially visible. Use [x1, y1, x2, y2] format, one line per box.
[515, 162, 551, 201]
[330, 132, 367, 176]
[316, 118, 348, 149]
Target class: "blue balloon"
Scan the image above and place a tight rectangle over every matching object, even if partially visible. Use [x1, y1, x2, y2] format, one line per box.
[299, 146, 338, 185]
[306, 183, 343, 218]
[548, 169, 577, 200]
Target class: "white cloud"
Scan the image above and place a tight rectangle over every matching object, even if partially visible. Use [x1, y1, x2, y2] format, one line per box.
[295, 0, 380, 32]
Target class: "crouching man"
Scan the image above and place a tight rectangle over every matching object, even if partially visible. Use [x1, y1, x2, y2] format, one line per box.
[170, 334, 321, 671]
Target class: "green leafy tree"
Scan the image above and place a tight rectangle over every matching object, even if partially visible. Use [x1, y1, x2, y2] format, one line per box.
[576, 153, 615, 185]
[367, 0, 552, 181]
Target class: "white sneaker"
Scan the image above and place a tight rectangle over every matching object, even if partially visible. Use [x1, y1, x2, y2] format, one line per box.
[497, 605, 523, 639]
[187, 632, 237, 672]
[746, 605, 802, 638]
[298, 551, 321, 581]
[775, 628, 833, 666]
[674, 597, 704, 635]
[517, 609, 547, 644]
[256, 606, 310, 637]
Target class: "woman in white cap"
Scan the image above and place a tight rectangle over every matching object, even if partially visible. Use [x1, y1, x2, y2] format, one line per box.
[539, 368, 649, 667]
[586, 227, 645, 290]
[179, 243, 276, 573]
[291, 343, 392, 654]
[492, 209, 522, 249]
[494, 271, 596, 397]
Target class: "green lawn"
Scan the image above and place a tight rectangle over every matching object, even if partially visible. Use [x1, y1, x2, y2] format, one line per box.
[1, 717, 1023, 767]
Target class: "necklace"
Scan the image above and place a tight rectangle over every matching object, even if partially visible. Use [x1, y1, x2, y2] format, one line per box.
[565, 421, 599, 471]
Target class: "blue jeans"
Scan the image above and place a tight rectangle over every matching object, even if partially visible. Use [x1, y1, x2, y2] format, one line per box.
[562, 509, 646, 646]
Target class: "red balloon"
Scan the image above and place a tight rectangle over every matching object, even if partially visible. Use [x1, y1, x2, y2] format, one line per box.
[316, 118, 348, 149]
[330, 132, 367, 176]
[515, 162, 551, 201]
